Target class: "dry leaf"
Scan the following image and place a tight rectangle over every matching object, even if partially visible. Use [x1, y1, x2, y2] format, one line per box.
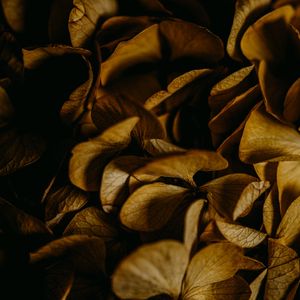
[233, 180, 270, 220]
[0, 26, 23, 81]
[249, 269, 267, 300]
[0, 197, 51, 236]
[144, 68, 214, 112]
[182, 242, 243, 297]
[254, 161, 278, 182]
[0, 86, 14, 128]
[69, 0, 118, 47]
[277, 161, 300, 215]
[134, 150, 228, 187]
[284, 78, 300, 123]
[209, 65, 255, 115]
[239, 256, 266, 270]
[265, 239, 300, 300]
[227, 0, 272, 60]
[142, 139, 185, 156]
[209, 85, 261, 147]
[112, 240, 189, 299]
[1, 0, 26, 33]
[201, 173, 260, 220]
[276, 195, 300, 247]
[183, 275, 251, 300]
[31, 235, 106, 274]
[0, 128, 46, 176]
[44, 184, 88, 227]
[184, 199, 206, 254]
[100, 155, 150, 213]
[92, 90, 165, 142]
[23, 45, 90, 69]
[241, 5, 299, 121]
[60, 56, 93, 125]
[263, 184, 281, 236]
[44, 260, 74, 300]
[239, 104, 300, 163]
[69, 117, 139, 191]
[63, 207, 118, 241]
[120, 182, 190, 232]
[159, 20, 224, 63]
[100, 24, 161, 86]
[216, 220, 267, 248]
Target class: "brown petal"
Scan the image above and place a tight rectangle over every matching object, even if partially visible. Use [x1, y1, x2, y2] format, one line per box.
[69, 117, 139, 191]
[216, 220, 267, 248]
[183, 275, 251, 300]
[0, 197, 51, 236]
[92, 90, 165, 142]
[263, 184, 281, 236]
[120, 182, 190, 231]
[201, 173, 260, 220]
[0, 27, 23, 80]
[227, 0, 272, 61]
[23, 45, 90, 69]
[0, 128, 46, 176]
[209, 66, 255, 115]
[239, 104, 300, 163]
[284, 78, 300, 123]
[276, 195, 300, 247]
[254, 161, 278, 182]
[0, 86, 14, 128]
[184, 199, 206, 254]
[249, 269, 267, 300]
[199, 220, 225, 243]
[63, 207, 118, 241]
[44, 260, 74, 300]
[265, 239, 300, 300]
[183, 242, 243, 296]
[1, 0, 25, 32]
[209, 85, 261, 147]
[44, 184, 89, 228]
[145, 69, 214, 112]
[100, 155, 150, 213]
[100, 24, 162, 85]
[68, 0, 118, 47]
[277, 161, 300, 215]
[239, 256, 266, 270]
[241, 5, 295, 63]
[112, 240, 189, 299]
[134, 150, 228, 187]
[240, 6, 298, 120]
[31, 235, 106, 274]
[60, 56, 93, 125]
[233, 180, 270, 220]
[142, 139, 185, 156]
[159, 20, 224, 63]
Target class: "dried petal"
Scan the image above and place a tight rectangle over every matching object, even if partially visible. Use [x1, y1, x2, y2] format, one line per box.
[265, 239, 300, 300]
[134, 150, 228, 187]
[227, 0, 271, 60]
[69, 117, 139, 191]
[183, 242, 243, 296]
[276, 195, 300, 247]
[69, 0, 118, 47]
[112, 240, 189, 299]
[277, 161, 300, 215]
[101, 155, 150, 213]
[63, 207, 118, 241]
[201, 174, 259, 220]
[120, 182, 190, 231]
[184, 199, 206, 254]
[239, 104, 300, 163]
[216, 220, 267, 248]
